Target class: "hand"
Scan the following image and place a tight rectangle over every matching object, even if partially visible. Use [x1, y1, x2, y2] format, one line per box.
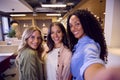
[93, 67, 120, 80]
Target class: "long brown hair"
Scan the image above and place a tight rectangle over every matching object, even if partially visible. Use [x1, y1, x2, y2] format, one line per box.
[47, 22, 69, 53]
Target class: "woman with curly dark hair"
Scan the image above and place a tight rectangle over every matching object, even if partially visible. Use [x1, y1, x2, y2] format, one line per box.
[67, 9, 108, 80]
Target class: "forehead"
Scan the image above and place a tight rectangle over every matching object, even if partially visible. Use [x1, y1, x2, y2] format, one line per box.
[51, 25, 61, 30]
[69, 15, 80, 23]
[31, 30, 41, 36]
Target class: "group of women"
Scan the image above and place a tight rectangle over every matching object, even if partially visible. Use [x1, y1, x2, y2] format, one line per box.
[15, 9, 120, 80]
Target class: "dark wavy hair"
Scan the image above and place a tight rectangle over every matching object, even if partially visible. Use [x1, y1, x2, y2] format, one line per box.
[67, 9, 107, 62]
[47, 22, 69, 52]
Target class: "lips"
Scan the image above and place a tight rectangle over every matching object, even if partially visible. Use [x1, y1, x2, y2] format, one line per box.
[54, 37, 59, 40]
[73, 31, 79, 36]
[31, 43, 39, 49]
[53, 37, 60, 42]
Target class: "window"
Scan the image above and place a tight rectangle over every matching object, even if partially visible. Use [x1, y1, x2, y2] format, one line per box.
[2, 16, 9, 34]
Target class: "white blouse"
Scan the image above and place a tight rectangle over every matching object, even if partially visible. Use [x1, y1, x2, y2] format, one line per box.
[46, 48, 60, 80]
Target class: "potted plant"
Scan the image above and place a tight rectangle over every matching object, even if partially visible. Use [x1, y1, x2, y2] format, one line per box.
[7, 29, 16, 38]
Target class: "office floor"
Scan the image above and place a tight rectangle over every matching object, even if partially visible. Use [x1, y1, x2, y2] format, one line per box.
[3, 63, 18, 80]
[3, 52, 120, 80]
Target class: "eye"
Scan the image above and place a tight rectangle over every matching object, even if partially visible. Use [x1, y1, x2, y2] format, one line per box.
[57, 30, 61, 33]
[37, 37, 41, 40]
[69, 23, 72, 28]
[30, 36, 35, 39]
[75, 22, 81, 27]
[51, 31, 54, 34]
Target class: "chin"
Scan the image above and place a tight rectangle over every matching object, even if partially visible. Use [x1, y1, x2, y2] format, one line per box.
[54, 41, 59, 43]
[75, 36, 79, 39]
[31, 46, 38, 50]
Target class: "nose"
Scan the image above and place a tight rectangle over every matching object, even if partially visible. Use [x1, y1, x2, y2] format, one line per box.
[34, 37, 39, 43]
[54, 33, 58, 37]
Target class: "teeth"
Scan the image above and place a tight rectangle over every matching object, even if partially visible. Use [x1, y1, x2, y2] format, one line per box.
[54, 37, 59, 40]
[73, 31, 78, 35]
[33, 44, 38, 46]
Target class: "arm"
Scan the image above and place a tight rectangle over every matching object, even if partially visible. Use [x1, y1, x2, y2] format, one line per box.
[93, 67, 120, 80]
[84, 63, 105, 80]
[20, 50, 39, 80]
[82, 43, 105, 80]
[15, 55, 19, 68]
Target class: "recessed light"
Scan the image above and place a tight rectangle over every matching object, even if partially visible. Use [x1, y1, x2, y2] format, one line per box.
[10, 14, 26, 17]
[41, 4, 66, 7]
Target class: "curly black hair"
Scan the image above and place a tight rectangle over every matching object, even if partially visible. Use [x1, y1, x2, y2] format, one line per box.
[67, 9, 107, 62]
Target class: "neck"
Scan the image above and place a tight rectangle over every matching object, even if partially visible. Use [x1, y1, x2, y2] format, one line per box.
[54, 43, 63, 48]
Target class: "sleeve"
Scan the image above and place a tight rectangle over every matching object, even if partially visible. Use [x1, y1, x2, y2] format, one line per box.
[62, 50, 72, 80]
[80, 43, 105, 80]
[20, 50, 39, 80]
[15, 55, 19, 68]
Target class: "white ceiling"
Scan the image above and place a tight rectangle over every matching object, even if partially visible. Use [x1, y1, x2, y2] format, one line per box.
[0, 0, 32, 13]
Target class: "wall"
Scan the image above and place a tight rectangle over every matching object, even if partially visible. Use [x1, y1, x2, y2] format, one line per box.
[12, 14, 57, 27]
[104, 0, 120, 48]
[0, 16, 2, 40]
[11, 14, 57, 38]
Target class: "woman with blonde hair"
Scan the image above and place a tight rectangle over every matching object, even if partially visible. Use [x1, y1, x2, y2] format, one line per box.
[16, 27, 44, 80]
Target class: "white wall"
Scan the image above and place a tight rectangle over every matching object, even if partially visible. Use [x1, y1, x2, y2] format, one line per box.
[106, 48, 120, 67]
[104, 0, 120, 67]
[104, 0, 120, 48]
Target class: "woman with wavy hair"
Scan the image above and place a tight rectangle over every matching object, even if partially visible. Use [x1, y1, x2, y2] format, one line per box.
[67, 9, 107, 80]
[45, 22, 72, 80]
[16, 27, 44, 80]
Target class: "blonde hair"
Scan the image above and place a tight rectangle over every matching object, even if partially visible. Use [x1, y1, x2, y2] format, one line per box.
[17, 26, 44, 58]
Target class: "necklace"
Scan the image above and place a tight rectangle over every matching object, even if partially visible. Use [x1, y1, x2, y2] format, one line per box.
[58, 51, 60, 57]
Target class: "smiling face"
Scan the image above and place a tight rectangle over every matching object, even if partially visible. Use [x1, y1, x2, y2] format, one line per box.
[69, 15, 85, 39]
[51, 25, 63, 48]
[27, 30, 41, 49]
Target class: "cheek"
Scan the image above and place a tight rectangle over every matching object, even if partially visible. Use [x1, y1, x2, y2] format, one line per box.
[70, 27, 74, 33]
[27, 38, 31, 42]
[27, 38, 32, 45]
[27, 40, 31, 46]
[50, 34, 54, 40]
[38, 39, 42, 44]
[60, 33, 63, 38]
[79, 26, 84, 33]
[80, 29, 84, 34]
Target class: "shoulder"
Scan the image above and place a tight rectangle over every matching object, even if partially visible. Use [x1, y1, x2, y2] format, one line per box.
[62, 46, 72, 57]
[84, 41, 100, 52]
[64, 46, 72, 53]
[20, 48, 37, 58]
[77, 36, 100, 51]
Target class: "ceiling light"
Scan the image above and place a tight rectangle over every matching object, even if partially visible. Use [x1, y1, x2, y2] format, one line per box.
[46, 13, 61, 16]
[41, 4, 66, 7]
[10, 14, 26, 16]
[59, 17, 62, 20]
[66, 2, 74, 6]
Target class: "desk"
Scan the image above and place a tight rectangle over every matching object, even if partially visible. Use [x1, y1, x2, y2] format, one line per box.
[0, 53, 14, 79]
